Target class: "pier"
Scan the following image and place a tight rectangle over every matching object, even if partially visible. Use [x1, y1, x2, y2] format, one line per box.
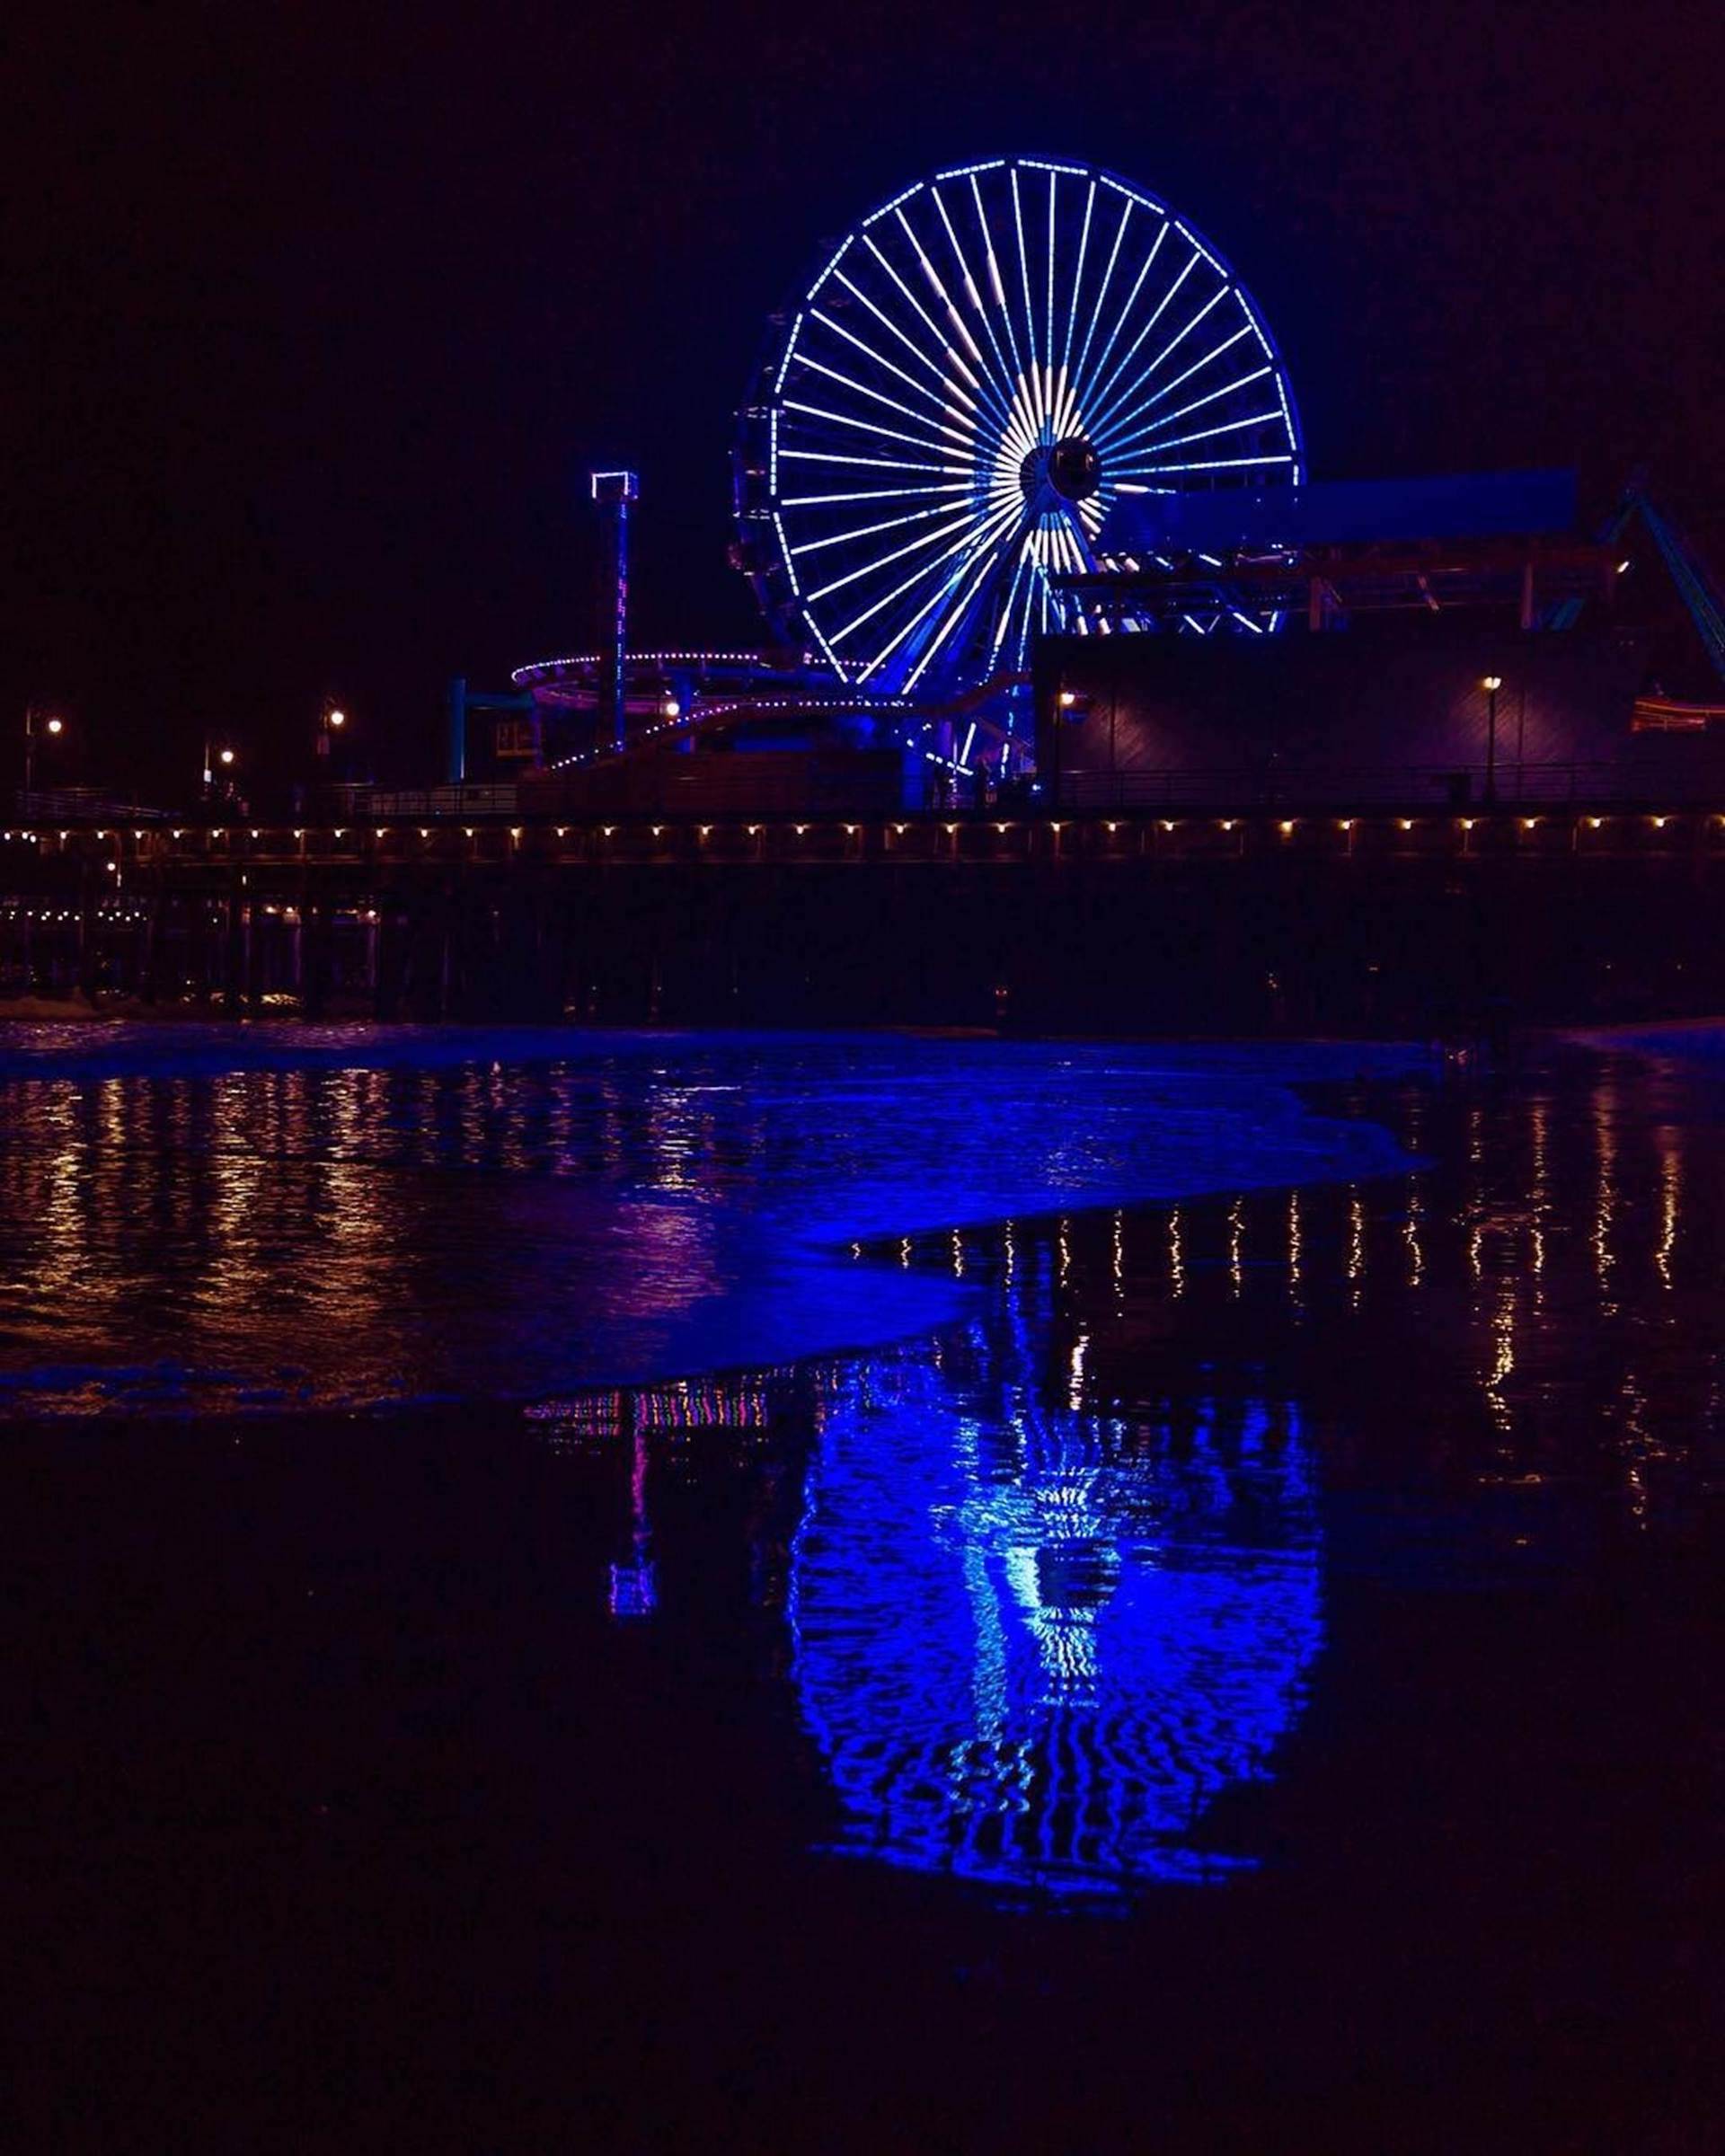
[5, 800, 1724, 1031]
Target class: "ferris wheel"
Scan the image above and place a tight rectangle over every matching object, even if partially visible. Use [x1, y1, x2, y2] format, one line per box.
[734, 156, 1304, 706]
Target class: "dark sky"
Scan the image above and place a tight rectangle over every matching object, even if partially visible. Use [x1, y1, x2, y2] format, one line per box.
[6, 0, 1721, 791]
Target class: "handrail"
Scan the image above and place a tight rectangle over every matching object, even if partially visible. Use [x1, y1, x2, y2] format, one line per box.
[1057, 759, 1722, 809]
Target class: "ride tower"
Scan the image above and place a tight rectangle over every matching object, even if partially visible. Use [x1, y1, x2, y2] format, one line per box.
[591, 469, 641, 755]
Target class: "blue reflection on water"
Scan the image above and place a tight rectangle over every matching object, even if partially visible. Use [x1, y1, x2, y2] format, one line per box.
[0, 1025, 1422, 1413]
[790, 1288, 1321, 1895]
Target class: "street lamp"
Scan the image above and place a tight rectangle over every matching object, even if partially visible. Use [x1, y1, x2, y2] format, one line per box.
[202, 738, 237, 803]
[1482, 676, 1503, 804]
[318, 703, 348, 759]
[23, 706, 66, 800]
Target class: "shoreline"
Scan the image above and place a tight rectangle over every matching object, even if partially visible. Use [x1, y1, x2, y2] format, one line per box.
[0, 1029, 1429, 1418]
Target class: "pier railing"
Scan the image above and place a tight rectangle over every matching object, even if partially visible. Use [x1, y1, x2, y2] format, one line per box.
[1057, 758, 1716, 810]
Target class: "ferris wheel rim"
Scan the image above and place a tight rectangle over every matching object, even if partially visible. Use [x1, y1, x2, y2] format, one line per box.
[735, 155, 1304, 716]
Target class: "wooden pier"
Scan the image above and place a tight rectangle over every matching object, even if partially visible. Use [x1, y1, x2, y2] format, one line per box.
[4, 804, 1723, 1031]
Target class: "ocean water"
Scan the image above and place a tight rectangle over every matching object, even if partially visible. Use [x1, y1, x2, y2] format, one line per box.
[0, 1024, 1420, 1413]
[2, 1022, 1719, 2150]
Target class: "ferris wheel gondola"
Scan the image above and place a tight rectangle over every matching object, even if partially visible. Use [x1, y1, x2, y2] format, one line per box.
[734, 156, 1304, 734]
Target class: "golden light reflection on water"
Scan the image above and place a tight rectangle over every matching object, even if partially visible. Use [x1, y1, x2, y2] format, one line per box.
[1347, 1188, 1366, 1309]
[991, 1064, 1714, 1531]
[1658, 1146, 1680, 1291]
[1067, 1327, 1087, 1409]
[0, 1044, 1715, 1538]
[1403, 1186, 1424, 1288]
[1286, 1190, 1302, 1310]
[0, 1059, 741, 1411]
[1485, 1273, 1517, 1438]
[1594, 1086, 1618, 1314]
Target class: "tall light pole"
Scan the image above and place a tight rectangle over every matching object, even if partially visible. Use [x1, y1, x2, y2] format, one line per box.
[202, 738, 237, 806]
[592, 471, 639, 756]
[23, 705, 65, 800]
[1482, 676, 1502, 805]
[318, 703, 347, 760]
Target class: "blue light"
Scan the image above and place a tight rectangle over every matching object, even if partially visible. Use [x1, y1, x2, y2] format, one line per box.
[790, 1332, 1323, 1895]
[1086, 247, 1204, 424]
[1093, 352, 1267, 454]
[748, 157, 1304, 698]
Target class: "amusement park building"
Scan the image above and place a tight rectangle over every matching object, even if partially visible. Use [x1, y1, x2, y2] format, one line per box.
[1033, 470, 1725, 809]
[471, 465, 1722, 817]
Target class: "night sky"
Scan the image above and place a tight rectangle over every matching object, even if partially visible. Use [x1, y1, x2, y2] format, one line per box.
[8, 0, 1721, 792]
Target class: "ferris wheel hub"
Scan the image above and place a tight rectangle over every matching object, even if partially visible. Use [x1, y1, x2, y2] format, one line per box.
[1021, 435, 1103, 507]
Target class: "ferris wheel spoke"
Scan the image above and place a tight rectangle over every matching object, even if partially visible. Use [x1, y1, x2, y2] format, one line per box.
[1059, 180, 1098, 380]
[992, 545, 1036, 677]
[787, 496, 981, 555]
[1054, 500, 1097, 572]
[901, 507, 1037, 690]
[861, 234, 986, 402]
[1044, 170, 1058, 402]
[1138, 326, 1259, 421]
[1085, 283, 1230, 442]
[802, 504, 996, 605]
[1114, 453, 1296, 478]
[1008, 167, 1046, 432]
[1068, 196, 1135, 410]
[1092, 349, 1266, 455]
[987, 550, 1032, 664]
[782, 398, 970, 463]
[1091, 302, 1242, 444]
[929, 184, 1019, 412]
[854, 497, 1031, 684]
[1118, 410, 1287, 462]
[1071, 220, 1175, 431]
[789, 353, 979, 452]
[1082, 245, 1199, 429]
[832, 493, 1024, 651]
[810, 307, 988, 428]
[1050, 180, 1098, 440]
[780, 482, 972, 507]
[892, 205, 989, 379]
[831, 269, 981, 411]
[969, 176, 1028, 403]
[779, 449, 960, 473]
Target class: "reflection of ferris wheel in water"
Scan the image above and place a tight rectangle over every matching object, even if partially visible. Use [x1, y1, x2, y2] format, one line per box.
[734, 156, 1304, 713]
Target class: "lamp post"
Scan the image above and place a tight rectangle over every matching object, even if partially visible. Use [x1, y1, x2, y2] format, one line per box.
[23, 706, 65, 801]
[1482, 676, 1503, 805]
[318, 704, 346, 759]
[203, 738, 237, 807]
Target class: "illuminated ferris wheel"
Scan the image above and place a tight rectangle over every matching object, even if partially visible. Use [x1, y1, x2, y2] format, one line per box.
[733, 155, 1304, 704]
